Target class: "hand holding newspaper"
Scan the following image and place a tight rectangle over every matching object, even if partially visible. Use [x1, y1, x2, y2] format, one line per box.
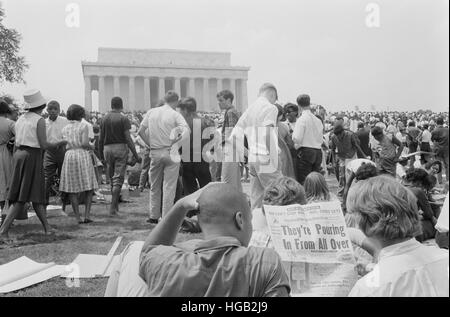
[262, 201, 359, 297]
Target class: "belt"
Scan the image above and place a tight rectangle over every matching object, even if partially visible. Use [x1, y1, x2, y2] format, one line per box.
[150, 147, 171, 151]
[298, 147, 321, 151]
[17, 145, 40, 150]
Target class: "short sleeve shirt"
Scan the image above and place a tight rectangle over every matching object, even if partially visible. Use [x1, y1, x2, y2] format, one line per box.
[139, 237, 290, 297]
[101, 111, 131, 145]
[232, 97, 278, 156]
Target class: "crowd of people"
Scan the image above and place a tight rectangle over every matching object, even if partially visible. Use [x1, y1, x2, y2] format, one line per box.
[0, 83, 448, 297]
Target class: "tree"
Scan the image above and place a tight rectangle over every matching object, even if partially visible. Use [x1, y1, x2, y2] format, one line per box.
[0, 3, 28, 84]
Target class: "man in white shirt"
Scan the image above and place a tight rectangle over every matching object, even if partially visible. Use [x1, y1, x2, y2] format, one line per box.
[419, 123, 432, 164]
[44, 100, 68, 205]
[292, 94, 324, 184]
[138, 91, 189, 223]
[231, 83, 281, 210]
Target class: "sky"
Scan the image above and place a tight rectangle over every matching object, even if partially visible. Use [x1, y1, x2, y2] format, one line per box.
[1, 0, 449, 112]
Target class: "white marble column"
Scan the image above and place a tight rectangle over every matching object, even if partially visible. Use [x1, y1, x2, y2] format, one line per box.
[113, 76, 120, 97]
[188, 78, 196, 98]
[84, 76, 92, 111]
[129, 76, 136, 111]
[174, 77, 181, 95]
[229, 78, 236, 99]
[241, 79, 248, 111]
[144, 77, 151, 110]
[98, 76, 106, 113]
[158, 77, 165, 101]
[216, 78, 223, 95]
[203, 78, 209, 112]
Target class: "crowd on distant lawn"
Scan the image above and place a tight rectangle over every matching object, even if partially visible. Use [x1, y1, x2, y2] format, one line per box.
[0, 85, 448, 297]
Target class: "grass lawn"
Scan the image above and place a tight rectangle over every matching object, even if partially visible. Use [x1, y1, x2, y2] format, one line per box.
[0, 177, 340, 297]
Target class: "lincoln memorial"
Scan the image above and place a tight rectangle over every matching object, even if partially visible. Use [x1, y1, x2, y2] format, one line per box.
[82, 48, 250, 113]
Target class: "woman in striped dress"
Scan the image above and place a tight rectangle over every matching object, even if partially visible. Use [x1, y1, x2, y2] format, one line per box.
[60, 104, 98, 224]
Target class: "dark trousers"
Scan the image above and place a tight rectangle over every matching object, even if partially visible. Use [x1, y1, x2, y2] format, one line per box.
[296, 147, 323, 185]
[182, 162, 211, 195]
[420, 142, 431, 164]
[44, 148, 66, 204]
[408, 143, 419, 166]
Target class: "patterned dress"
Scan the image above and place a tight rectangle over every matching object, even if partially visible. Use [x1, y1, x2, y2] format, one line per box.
[59, 121, 98, 193]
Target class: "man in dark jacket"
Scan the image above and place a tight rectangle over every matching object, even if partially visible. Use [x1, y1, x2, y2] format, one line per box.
[431, 117, 449, 182]
[177, 97, 215, 194]
[356, 122, 372, 159]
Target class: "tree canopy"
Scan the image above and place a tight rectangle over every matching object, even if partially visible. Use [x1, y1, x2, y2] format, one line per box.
[0, 4, 28, 84]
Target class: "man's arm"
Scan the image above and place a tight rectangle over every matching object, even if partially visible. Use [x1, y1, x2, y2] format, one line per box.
[262, 250, 291, 297]
[142, 185, 212, 249]
[138, 125, 150, 148]
[124, 129, 141, 163]
[99, 121, 105, 161]
[177, 113, 190, 143]
[391, 135, 404, 160]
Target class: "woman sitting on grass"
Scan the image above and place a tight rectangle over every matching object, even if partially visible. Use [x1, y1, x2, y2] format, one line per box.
[347, 176, 448, 297]
[303, 172, 339, 204]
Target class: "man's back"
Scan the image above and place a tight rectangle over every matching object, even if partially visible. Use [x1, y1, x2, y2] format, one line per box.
[184, 114, 215, 163]
[139, 237, 290, 297]
[234, 97, 278, 156]
[293, 110, 324, 150]
[144, 104, 188, 150]
[101, 111, 130, 145]
[356, 128, 371, 157]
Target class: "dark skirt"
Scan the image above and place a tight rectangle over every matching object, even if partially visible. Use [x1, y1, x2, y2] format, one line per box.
[7, 147, 46, 204]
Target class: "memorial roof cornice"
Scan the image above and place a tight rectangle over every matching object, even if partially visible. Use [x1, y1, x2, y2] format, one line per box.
[81, 61, 250, 71]
[98, 47, 232, 55]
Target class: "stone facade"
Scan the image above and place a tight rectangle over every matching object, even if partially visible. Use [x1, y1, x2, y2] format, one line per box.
[82, 48, 250, 113]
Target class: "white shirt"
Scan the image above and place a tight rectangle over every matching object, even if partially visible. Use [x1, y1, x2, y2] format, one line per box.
[421, 129, 432, 143]
[349, 239, 449, 297]
[346, 159, 376, 174]
[140, 104, 189, 150]
[292, 109, 324, 150]
[231, 96, 278, 157]
[46, 116, 68, 143]
[15, 112, 41, 148]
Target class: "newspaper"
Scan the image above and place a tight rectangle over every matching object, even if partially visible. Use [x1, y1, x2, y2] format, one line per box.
[263, 201, 358, 297]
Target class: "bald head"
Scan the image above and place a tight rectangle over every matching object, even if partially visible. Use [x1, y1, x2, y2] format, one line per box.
[198, 183, 249, 224]
[197, 183, 252, 246]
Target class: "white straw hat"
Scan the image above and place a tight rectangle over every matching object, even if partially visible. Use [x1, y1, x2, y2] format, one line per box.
[23, 89, 47, 110]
